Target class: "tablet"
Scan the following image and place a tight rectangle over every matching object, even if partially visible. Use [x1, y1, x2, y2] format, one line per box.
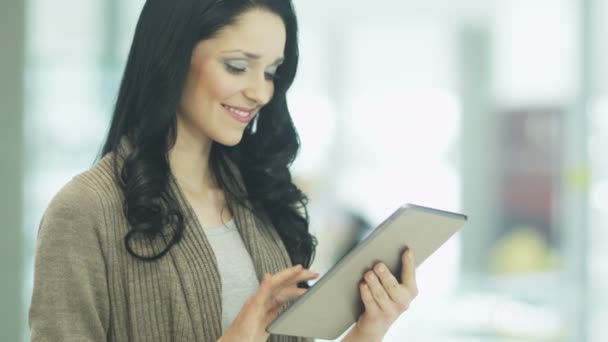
[267, 203, 467, 340]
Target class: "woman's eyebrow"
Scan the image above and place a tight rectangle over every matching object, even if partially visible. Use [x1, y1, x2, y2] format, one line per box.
[222, 49, 284, 64]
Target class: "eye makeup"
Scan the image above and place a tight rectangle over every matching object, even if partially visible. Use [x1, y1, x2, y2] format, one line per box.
[221, 59, 280, 80]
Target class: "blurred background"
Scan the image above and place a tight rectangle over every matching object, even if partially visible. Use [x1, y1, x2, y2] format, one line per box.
[1, 0, 607, 341]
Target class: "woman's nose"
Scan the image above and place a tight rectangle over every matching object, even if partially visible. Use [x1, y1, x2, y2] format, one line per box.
[243, 74, 273, 106]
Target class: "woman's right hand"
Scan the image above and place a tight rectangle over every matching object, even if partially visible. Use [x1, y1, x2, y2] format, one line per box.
[219, 265, 320, 342]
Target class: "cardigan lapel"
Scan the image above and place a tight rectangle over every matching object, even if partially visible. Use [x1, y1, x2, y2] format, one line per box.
[167, 177, 224, 341]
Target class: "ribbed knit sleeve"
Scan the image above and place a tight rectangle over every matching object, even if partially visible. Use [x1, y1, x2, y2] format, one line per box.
[29, 177, 110, 341]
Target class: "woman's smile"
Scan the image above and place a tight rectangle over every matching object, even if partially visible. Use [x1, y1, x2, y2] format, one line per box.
[222, 103, 257, 124]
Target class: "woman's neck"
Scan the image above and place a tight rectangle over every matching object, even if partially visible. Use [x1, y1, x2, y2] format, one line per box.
[168, 125, 216, 195]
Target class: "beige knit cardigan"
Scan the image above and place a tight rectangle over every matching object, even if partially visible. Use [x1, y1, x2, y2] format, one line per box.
[29, 151, 313, 342]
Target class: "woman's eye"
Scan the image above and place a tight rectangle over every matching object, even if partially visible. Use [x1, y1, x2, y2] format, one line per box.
[223, 60, 279, 81]
[224, 62, 247, 74]
[265, 72, 278, 81]
[265, 66, 280, 81]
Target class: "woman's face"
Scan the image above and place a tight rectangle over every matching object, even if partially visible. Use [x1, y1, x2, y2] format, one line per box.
[177, 8, 286, 147]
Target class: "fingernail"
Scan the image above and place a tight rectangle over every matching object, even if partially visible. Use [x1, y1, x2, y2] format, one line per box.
[404, 247, 412, 258]
[376, 264, 386, 273]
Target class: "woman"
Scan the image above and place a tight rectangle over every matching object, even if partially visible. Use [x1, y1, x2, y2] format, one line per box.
[29, 0, 418, 341]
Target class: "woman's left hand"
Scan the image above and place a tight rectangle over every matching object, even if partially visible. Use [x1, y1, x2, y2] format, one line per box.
[346, 247, 418, 342]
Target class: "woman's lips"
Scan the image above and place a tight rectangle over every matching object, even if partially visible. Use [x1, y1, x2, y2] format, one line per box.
[222, 104, 256, 124]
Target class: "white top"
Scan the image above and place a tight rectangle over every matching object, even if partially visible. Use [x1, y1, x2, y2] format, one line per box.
[205, 219, 260, 332]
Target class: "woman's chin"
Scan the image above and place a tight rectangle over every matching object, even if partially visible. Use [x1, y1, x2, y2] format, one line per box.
[214, 131, 245, 147]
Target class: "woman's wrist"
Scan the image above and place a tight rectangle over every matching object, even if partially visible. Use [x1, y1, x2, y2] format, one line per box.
[217, 329, 254, 342]
[341, 324, 384, 342]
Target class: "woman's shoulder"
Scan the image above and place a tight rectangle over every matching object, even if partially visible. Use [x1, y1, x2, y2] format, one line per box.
[43, 153, 123, 225]
[74, 152, 123, 198]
